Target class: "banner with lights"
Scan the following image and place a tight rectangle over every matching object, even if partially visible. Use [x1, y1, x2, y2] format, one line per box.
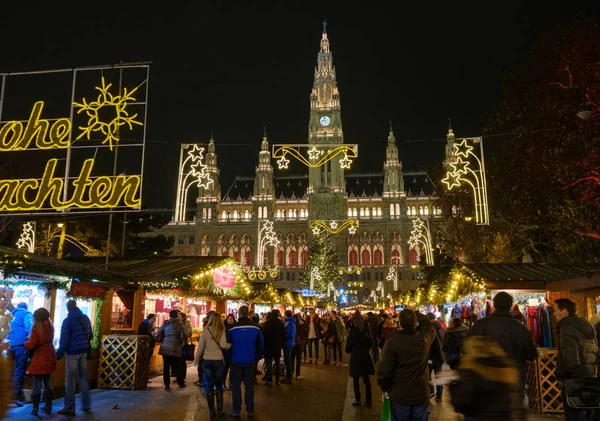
[0, 64, 150, 215]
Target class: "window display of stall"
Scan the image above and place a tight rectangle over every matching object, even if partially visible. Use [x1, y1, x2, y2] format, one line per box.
[144, 294, 183, 329]
[254, 304, 271, 317]
[499, 291, 552, 348]
[111, 291, 135, 329]
[185, 299, 211, 328]
[6, 283, 51, 316]
[53, 289, 96, 348]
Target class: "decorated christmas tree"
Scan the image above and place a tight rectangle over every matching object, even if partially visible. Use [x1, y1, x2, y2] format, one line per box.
[300, 231, 341, 294]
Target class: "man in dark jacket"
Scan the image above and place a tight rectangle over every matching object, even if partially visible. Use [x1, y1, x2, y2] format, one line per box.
[7, 302, 33, 406]
[553, 298, 598, 421]
[262, 309, 285, 385]
[378, 308, 436, 420]
[56, 300, 93, 415]
[427, 312, 446, 402]
[157, 310, 187, 390]
[227, 305, 264, 417]
[469, 291, 537, 392]
[366, 312, 379, 362]
[292, 313, 308, 379]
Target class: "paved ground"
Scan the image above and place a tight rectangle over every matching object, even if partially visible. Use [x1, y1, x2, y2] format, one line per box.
[3, 359, 349, 421]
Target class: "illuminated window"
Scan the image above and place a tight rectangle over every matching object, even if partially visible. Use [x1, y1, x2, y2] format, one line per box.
[277, 249, 284, 266]
[365, 208, 370, 217]
[222, 211, 227, 220]
[348, 209, 352, 217]
[372, 207, 376, 217]
[353, 208, 357, 217]
[377, 207, 382, 216]
[258, 207, 263, 219]
[361, 249, 371, 266]
[288, 249, 298, 266]
[391, 249, 401, 265]
[54, 289, 96, 349]
[407, 207, 411, 216]
[360, 208, 365, 217]
[208, 208, 211, 220]
[419, 206, 423, 215]
[424, 207, 429, 216]
[233, 210, 238, 219]
[411, 206, 416, 215]
[202, 208, 207, 220]
[395, 203, 400, 216]
[409, 249, 417, 265]
[277, 209, 282, 219]
[244, 210, 250, 219]
[288, 209, 293, 219]
[349, 249, 358, 266]
[300, 248, 308, 266]
[263, 206, 268, 218]
[374, 249, 383, 265]
[390, 203, 395, 216]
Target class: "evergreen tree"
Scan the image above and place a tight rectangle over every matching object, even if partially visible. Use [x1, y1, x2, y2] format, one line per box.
[300, 232, 341, 294]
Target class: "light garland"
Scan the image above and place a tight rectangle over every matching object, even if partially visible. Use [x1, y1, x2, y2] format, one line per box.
[272, 143, 358, 170]
[407, 218, 434, 266]
[16, 222, 35, 253]
[73, 76, 144, 151]
[338, 266, 362, 275]
[310, 219, 358, 235]
[442, 137, 489, 225]
[174, 144, 214, 222]
[243, 265, 279, 281]
[347, 281, 364, 288]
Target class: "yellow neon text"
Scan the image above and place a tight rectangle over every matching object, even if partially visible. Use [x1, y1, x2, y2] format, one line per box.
[0, 158, 141, 211]
[0, 102, 71, 151]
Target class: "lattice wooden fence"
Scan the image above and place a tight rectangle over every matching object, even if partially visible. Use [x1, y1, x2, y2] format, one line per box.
[98, 335, 151, 390]
[526, 348, 563, 413]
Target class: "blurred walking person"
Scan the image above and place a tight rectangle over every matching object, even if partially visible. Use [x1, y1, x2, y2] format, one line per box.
[223, 313, 237, 390]
[346, 318, 375, 406]
[262, 310, 284, 385]
[443, 318, 468, 370]
[292, 313, 308, 379]
[24, 308, 56, 416]
[307, 308, 320, 363]
[178, 312, 193, 386]
[281, 310, 296, 384]
[330, 311, 346, 365]
[194, 313, 231, 417]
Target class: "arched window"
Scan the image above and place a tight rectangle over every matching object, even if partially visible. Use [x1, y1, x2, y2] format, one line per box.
[233, 210, 238, 219]
[244, 210, 250, 219]
[352, 208, 357, 217]
[263, 249, 269, 266]
[361, 249, 371, 266]
[391, 249, 401, 264]
[372, 207, 376, 217]
[406, 207, 411, 216]
[374, 249, 383, 265]
[230, 247, 240, 262]
[347, 208, 352, 217]
[277, 209, 282, 219]
[258, 207, 263, 219]
[409, 249, 418, 265]
[300, 248, 308, 266]
[412, 206, 416, 215]
[222, 211, 227, 220]
[301, 209, 306, 218]
[263, 206, 268, 218]
[365, 208, 370, 217]
[287, 248, 297, 266]
[203, 208, 207, 220]
[201, 246, 210, 256]
[288, 209, 293, 219]
[277, 249, 284, 266]
[418, 206, 423, 215]
[377, 207, 382, 217]
[395, 203, 400, 216]
[244, 248, 251, 266]
[208, 208, 211, 220]
[390, 203, 395, 217]
[348, 249, 358, 266]
[360, 208, 365, 217]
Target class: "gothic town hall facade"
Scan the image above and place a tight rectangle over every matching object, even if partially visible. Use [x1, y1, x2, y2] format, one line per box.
[163, 26, 452, 302]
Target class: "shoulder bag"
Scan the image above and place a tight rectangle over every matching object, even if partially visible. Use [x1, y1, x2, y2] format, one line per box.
[181, 326, 196, 361]
[564, 378, 600, 409]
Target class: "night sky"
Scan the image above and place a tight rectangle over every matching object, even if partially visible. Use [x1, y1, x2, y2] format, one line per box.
[2, 1, 599, 209]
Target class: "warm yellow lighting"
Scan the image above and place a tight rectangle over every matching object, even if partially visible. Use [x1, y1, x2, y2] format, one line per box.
[310, 219, 358, 235]
[273, 144, 357, 169]
[73, 76, 144, 151]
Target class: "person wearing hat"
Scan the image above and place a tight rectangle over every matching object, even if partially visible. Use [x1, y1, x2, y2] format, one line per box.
[56, 299, 93, 415]
[24, 308, 56, 415]
[7, 302, 33, 407]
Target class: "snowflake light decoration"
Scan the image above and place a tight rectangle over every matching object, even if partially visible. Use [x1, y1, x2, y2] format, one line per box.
[74, 76, 144, 151]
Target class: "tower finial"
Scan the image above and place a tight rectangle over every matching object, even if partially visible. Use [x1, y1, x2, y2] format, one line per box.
[210, 127, 214, 140]
[322, 18, 327, 33]
[263, 126, 267, 138]
[448, 118, 452, 131]
[389, 120, 393, 134]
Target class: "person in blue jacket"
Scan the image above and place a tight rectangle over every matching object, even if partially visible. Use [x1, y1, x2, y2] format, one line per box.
[282, 310, 297, 384]
[7, 302, 33, 406]
[226, 305, 264, 418]
[56, 300, 93, 416]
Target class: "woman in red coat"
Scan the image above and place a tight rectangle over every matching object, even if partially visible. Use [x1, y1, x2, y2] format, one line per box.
[24, 308, 56, 416]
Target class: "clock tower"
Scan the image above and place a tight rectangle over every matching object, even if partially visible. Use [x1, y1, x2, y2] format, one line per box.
[308, 21, 347, 221]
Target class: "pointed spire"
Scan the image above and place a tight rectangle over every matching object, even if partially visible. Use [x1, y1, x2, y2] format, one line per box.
[447, 118, 455, 141]
[261, 126, 269, 151]
[388, 121, 396, 144]
[208, 128, 215, 153]
[322, 18, 327, 33]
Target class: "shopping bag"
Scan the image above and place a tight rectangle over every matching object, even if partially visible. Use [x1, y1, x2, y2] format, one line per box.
[182, 343, 196, 361]
[381, 397, 391, 421]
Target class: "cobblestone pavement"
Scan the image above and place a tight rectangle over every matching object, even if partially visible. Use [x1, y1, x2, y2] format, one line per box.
[3, 359, 349, 421]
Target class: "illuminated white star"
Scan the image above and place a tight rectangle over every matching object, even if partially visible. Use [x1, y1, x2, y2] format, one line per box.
[453, 139, 474, 158]
[348, 225, 357, 235]
[329, 220, 338, 230]
[277, 155, 290, 169]
[339, 155, 352, 169]
[312, 227, 320, 235]
[307, 146, 320, 161]
[198, 174, 214, 189]
[413, 218, 425, 230]
[187, 145, 205, 162]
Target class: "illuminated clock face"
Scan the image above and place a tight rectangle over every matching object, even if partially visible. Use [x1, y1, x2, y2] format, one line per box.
[320, 116, 331, 126]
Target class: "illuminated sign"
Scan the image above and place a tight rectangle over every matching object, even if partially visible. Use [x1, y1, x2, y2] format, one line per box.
[0, 64, 150, 215]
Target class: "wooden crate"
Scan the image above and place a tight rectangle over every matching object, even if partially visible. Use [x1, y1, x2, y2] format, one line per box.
[98, 335, 151, 390]
[526, 348, 563, 414]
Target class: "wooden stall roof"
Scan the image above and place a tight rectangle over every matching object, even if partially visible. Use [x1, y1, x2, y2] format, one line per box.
[67, 256, 234, 281]
[0, 245, 127, 289]
[463, 263, 600, 290]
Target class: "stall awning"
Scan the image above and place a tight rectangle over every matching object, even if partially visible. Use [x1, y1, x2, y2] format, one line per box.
[67, 256, 234, 282]
[463, 263, 600, 290]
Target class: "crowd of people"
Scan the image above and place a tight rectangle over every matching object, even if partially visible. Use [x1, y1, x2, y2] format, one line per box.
[1, 298, 94, 416]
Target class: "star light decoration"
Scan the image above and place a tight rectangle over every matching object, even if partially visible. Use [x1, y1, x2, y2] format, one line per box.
[442, 137, 489, 225]
[74, 76, 144, 151]
[407, 217, 434, 266]
[310, 219, 358, 235]
[174, 144, 215, 222]
[244, 220, 281, 281]
[16, 222, 35, 253]
[273, 144, 358, 170]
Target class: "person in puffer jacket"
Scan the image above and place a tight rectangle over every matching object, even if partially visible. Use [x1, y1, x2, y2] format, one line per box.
[56, 300, 93, 415]
[553, 298, 598, 421]
[282, 310, 296, 384]
[157, 310, 187, 390]
[7, 302, 33, 406]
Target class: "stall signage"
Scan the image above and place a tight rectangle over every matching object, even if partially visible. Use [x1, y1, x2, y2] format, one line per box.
[301, 288, 316, 297]
[0, 66, 149, 215]
[69, 282, 106, 299]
